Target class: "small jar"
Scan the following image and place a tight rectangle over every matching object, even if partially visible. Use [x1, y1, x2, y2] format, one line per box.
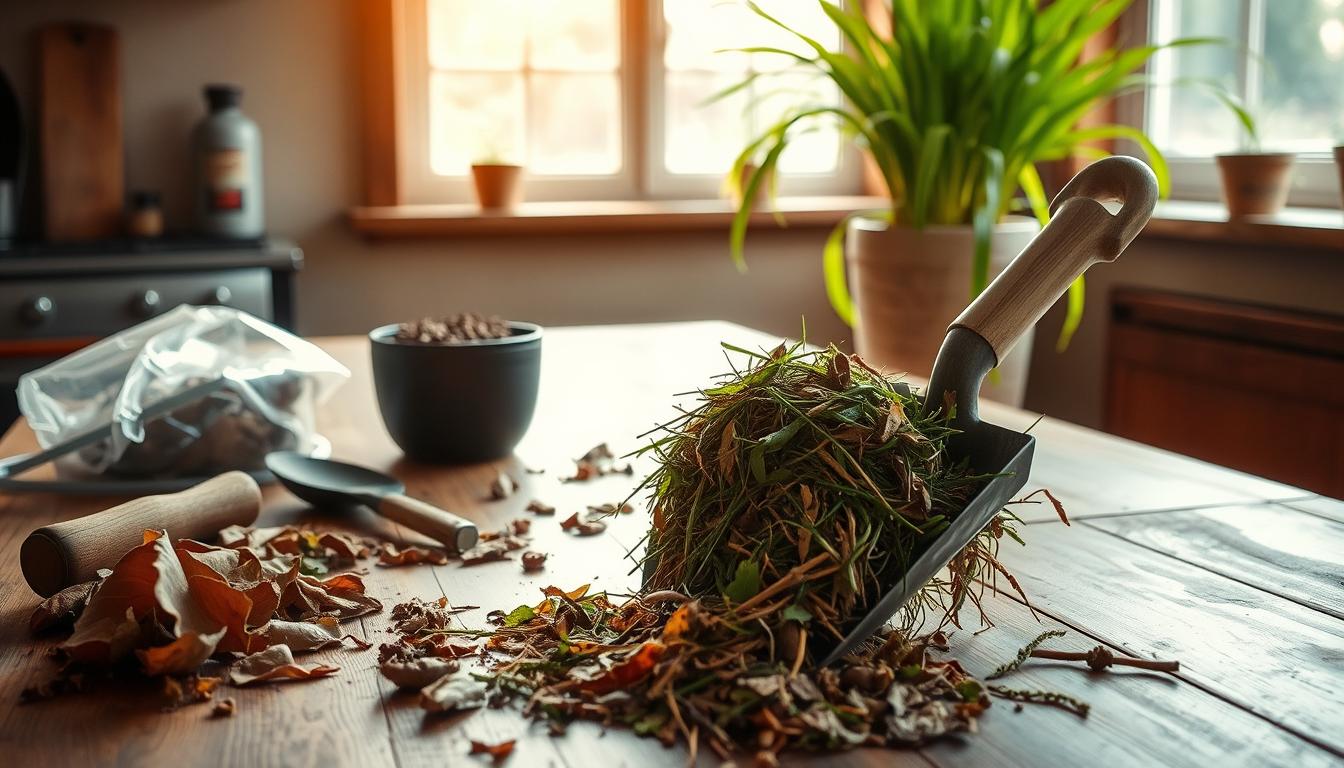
[127, 191, 164, 238]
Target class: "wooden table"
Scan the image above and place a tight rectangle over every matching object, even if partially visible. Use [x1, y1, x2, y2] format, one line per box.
[1, 322, 1339, 767]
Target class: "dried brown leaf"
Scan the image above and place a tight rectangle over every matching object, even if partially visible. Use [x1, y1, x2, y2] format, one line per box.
[137, 628, 226, 676]
[30, 579, 100, 635]
[228, 644, 340, 686]
[470, 739, 516, 762]
[264, 616, 344, 652]
[420, 669, 488, 712]
[378, 542, 450, 567]
[380, 656, 458, 689]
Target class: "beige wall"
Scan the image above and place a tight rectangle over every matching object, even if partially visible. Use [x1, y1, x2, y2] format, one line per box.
[4, 0, 1340, 431]
[0, 0, 849, 346]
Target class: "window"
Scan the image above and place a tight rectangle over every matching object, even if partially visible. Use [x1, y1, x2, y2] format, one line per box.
[396, 0, 860, 203]
[1138, 0, 1343, 205]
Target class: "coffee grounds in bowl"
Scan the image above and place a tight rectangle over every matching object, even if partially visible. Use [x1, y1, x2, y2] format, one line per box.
[395, 313, 511, 343]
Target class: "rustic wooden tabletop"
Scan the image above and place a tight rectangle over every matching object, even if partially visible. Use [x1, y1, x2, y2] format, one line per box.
[0, 321, 1339, 767]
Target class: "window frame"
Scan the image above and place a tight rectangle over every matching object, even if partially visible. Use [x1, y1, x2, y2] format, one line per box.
[391, 0, 863, 205]
[1121, 0, 1341, 208]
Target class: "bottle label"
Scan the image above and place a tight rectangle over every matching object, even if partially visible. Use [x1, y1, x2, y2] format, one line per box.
[203, 149, 249, 211]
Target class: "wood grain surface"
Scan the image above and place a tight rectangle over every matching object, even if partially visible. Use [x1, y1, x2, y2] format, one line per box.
[1000, 523, 1344, 756]
[1087, 504, 1344, 620]
[0, 322, 1336, 767]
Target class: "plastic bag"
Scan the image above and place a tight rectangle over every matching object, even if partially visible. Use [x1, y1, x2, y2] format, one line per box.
[18, 305, 349, 479]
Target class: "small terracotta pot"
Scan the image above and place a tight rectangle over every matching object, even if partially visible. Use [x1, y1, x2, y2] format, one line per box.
[470, 164, 524, 210]
[1334, 146, 1344, 208]
[1215, 153, 1295, 217]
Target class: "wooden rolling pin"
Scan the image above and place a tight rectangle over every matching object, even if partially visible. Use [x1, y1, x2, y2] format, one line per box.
[20, 471, 262, 597]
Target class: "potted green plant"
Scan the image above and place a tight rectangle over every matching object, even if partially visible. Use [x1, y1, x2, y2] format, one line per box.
[725, 0, 1221, 405]
[1215, 116, 1293, 218]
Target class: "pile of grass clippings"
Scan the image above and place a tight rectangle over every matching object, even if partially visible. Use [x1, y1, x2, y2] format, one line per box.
[637, 341, 1026, 638]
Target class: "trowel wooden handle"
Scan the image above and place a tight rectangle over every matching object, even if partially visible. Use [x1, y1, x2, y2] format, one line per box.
[377, 493, 479, 553]
[951, 156, 1158, 362]
[20, 471, 262, 597]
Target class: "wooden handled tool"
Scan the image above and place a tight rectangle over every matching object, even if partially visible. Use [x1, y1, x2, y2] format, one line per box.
[819, 156, 1158, 666]
[20, 471, 262, 597]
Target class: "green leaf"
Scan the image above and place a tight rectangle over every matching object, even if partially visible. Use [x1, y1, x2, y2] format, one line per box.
[956, 679, 984, 702]
[781, 604, 813, 624]
[1056, 275, 1086, 351]
[503, 604, 535, 627]
[300, 557, 329, 577]
[632, 710, 668, 736]
[723, 560, 762, 603]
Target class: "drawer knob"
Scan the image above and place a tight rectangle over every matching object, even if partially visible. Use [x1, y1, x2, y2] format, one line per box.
[20, 296, 56, 326]
[205, 286, 232, 305]
[131, 289, 162, 318]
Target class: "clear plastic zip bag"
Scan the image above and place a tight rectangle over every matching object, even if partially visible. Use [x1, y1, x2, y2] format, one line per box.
[17, 305, 349, 479]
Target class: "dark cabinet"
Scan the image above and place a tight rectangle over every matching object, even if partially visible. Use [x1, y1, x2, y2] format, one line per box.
[1106, 289, 1344, 498]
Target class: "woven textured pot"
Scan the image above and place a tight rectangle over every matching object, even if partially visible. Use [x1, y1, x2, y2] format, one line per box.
[847, 217, 1040, 406]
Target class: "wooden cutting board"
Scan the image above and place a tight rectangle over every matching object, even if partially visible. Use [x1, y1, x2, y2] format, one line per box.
[38, 22, 123, 242]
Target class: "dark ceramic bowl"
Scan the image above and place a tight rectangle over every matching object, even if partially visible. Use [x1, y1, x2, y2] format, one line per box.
[369, 321, 542, 463]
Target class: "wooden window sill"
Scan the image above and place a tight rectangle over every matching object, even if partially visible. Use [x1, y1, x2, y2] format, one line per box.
[347, 196, 888, 238]
[1142, 200, 1344, 250]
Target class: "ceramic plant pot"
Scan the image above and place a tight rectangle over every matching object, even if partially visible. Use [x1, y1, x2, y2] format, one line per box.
[1215, 153, 1295, 217]
[470, 164, 525, 210]
[370, 321, 542, 463]
[846, 217, 1041, 407]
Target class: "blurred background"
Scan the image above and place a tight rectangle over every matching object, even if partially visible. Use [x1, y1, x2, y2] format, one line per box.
[0, 0, 1341, 495]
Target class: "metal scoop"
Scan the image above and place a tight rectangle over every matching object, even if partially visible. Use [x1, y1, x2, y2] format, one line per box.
[820, 156, 1159, 665]
[266, 451, 479, 553]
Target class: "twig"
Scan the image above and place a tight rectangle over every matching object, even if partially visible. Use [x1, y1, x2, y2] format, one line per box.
[1032, 646, 1180, 673]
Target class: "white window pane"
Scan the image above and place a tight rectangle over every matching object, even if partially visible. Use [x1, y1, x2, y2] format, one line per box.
[528, 0, 620, 71]
[664, 0, 751, 72]
[427, 0, 525, 70]
[757, 74, 841, 173]
[749, 0, 841, 72]
[665, 72, 750, 175]
[528, 73, 622, 174]
[1148, 0, 1241, 155]
[1258, 0, 1344, 151]
[429, 72, 526, 175]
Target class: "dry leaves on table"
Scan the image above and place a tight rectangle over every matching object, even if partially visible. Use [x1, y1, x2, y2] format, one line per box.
[462, 527, 529, 567]
[420, 668, 488, 713]
[211, 698, 236, 718]
[228, 644, 340, 686]
[521, 551, 547, 572]
[23, 526, 381, 705]
[525, 500, 555, 516]
[559, 511, 606, 536]
[470, 739, 517, 762]
[218, 524, 375, 576]
[561, 443, 632, 483]
[378, 542, 450, 567]
[380, 655, 459, 690]
[29, 574, 107, 634]
[488, 471, 519, 500]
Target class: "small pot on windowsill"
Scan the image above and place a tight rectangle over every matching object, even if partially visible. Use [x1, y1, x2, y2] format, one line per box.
[1215, 152, 1295, 217]
[1334, 146, 1344, 208]
[470, 164, 525, 211]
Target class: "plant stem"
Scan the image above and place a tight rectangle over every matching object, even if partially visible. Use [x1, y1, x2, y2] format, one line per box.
[1031, 646, 1179, 673]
